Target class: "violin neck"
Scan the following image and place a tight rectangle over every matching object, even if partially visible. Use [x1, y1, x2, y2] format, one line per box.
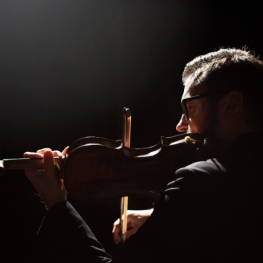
[0, 157, 63, 174]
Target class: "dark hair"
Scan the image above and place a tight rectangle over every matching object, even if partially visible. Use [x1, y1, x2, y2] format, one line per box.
[183, 48, 263, 128]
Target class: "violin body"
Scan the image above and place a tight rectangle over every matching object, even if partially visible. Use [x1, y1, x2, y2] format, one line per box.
[62, 133, 213, 204]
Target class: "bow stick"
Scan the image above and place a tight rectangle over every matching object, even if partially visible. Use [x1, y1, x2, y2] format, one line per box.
[120, 107, 131, 243]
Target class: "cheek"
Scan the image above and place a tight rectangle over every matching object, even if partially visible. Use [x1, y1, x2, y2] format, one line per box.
[188, 105, 209, 133]
[192, 104, 202, 117]
[189, 106, 212, 133]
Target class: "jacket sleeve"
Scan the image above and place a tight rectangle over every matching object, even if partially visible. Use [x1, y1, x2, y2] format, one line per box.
[37, 201, 112, 263]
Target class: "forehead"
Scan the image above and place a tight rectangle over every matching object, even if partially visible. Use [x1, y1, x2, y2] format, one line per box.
[182, 76, 207, 100]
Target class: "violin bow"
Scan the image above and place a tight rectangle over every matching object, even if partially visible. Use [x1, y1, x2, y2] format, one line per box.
[120, 107, 131, 243]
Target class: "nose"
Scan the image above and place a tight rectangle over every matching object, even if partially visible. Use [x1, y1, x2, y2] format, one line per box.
[176, 114, 188, 133]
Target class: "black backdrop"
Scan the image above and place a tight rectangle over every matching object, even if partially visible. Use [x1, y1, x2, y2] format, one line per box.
[1, 0, 263, 261]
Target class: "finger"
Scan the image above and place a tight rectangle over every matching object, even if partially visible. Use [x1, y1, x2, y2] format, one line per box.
[23, 152, 43, 158]
[52, 150, 63, 157]
[112, 226, 122, 244]
[113, 235, 122, 245]
[62, 146, 69, 156]
[37, 148, 52, 155]
[112, 223, 120, 236]
[113, 218, 120, 226]
[43, 150, 56, 177]
[112, 221, 123, 244]
[112, 223, 117, 233]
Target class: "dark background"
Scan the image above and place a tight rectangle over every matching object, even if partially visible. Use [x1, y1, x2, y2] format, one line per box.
[1, 0, 263, 261]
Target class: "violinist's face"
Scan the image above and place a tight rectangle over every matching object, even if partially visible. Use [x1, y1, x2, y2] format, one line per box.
[176, 77, 218, 136]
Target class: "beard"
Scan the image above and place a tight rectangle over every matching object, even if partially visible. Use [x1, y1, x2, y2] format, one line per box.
[199, 104, 226, 154]
[201, 111, 218, 140]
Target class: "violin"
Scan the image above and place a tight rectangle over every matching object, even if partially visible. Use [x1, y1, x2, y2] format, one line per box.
[0, 132, 215, 204]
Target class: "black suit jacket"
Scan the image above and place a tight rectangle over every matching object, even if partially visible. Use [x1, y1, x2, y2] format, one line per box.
[37, 132, 263, 262]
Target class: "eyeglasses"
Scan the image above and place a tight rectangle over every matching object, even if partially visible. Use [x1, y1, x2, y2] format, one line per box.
[181, 92, 217, 120]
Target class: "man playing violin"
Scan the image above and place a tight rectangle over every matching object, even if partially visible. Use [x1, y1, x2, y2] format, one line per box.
[24, 48, 263, 262]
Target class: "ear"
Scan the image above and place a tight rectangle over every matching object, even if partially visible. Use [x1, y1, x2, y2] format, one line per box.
[223, 90, 243, 118]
